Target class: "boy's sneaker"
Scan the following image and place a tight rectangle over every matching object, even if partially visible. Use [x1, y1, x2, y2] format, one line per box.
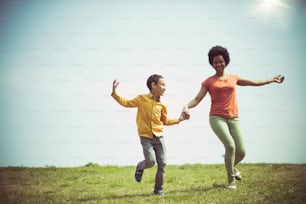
[134, 169, 144, 182]
[227, 181, 237, 190]
[235, 169, 242, 181]
[153, 189, 164, 195]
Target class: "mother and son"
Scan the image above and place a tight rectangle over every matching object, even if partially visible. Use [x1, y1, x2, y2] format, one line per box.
[111, 45, 285, 194]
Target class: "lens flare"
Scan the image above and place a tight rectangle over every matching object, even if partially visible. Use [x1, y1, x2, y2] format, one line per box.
[253, 0, 291, 19]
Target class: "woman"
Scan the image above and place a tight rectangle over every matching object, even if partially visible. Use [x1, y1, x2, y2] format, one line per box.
[182, 45, 284, 190]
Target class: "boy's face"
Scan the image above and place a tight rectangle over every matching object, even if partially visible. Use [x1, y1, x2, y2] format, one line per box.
[151, 78, 166, 97]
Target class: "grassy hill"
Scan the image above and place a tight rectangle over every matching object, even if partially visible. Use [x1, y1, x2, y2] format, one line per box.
[1, 163, 305, 204]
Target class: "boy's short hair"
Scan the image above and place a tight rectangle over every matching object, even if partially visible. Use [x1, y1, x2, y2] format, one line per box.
[147, 74, 163, 90]
[208, 45, 230, 66]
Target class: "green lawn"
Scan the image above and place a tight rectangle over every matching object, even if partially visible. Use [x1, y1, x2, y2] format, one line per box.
[1, 163, 305, 204]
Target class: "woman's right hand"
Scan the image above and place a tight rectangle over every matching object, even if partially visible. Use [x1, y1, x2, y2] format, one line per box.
[182, 106, 191, 120]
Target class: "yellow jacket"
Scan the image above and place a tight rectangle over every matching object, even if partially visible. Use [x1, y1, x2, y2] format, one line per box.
[111, 92, 179, 139]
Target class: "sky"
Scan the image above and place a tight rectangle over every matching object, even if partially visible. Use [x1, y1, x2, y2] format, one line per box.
[0, 0, 305, 167]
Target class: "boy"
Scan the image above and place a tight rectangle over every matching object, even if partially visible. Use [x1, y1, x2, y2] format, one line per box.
[111, 74, 185, 195]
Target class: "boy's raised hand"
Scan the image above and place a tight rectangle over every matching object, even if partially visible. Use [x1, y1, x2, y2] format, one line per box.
[112, 79, 119, 93]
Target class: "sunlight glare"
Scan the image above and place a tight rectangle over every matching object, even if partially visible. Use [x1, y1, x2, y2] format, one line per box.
[253, 0, 291, 19]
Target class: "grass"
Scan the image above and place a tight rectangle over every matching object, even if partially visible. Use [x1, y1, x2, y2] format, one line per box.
[1, 163, 306, 204]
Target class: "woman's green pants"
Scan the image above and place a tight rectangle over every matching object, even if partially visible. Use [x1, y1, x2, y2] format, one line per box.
[209, 116, 246, 183]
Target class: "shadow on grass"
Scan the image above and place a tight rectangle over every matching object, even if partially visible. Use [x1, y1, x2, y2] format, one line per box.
[75, 192, 153, 203]
[91, 183, 226, 202]
[168, 183, 226, 195]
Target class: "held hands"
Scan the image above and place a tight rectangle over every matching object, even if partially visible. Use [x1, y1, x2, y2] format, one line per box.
[178, 113, 185, 122]
[180, 106, 191, 121]
[178, 107, 191, 122]
[179, 112, 189, 122]
[112, 79, 119, 93]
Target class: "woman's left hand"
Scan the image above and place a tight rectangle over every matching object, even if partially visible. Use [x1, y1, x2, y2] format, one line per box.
[272, 75, 285, 83]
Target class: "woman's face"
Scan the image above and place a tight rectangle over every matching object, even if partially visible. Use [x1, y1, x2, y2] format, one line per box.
[212, 55, 226, 74]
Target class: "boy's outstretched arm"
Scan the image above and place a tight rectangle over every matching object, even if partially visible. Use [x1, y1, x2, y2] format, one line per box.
[161, 107, 186, 126]
[111, 79, 138, 108]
